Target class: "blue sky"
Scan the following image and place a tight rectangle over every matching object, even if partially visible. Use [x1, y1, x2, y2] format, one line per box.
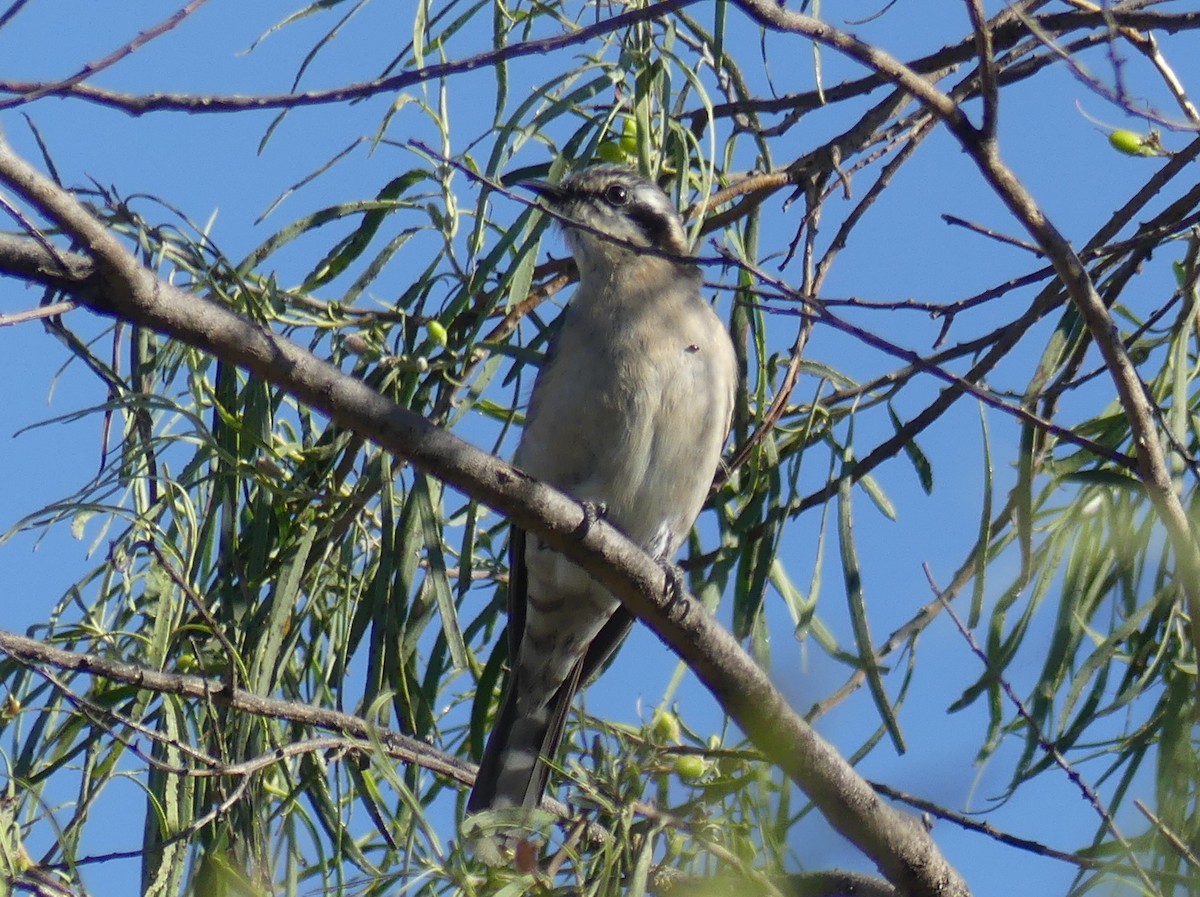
[2, 3, 1197, 895]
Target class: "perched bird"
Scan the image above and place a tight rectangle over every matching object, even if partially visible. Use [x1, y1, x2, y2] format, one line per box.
[465, 165, 737, 851]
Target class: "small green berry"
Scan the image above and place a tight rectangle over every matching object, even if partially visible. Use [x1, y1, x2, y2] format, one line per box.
[1108, 129, 1166, 157]
[618, 117, 639, 155]
[426, 319, 448, 347]
[651, 710, 681, 743]
[674, 755, 707, 781]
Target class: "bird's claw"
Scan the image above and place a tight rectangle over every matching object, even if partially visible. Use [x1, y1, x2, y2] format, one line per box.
[572, 501, 608, 539]
[660, 563, 689, 621]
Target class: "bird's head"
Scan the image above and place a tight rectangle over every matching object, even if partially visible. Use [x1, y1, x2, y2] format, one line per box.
[521, 166, 691, 276]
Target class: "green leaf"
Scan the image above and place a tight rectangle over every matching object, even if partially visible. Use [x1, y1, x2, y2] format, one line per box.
[413, 474, 468, 671]
[838, 468, 905, 754]
[888, 404, 933, 494]
[302, 171, 428, 289]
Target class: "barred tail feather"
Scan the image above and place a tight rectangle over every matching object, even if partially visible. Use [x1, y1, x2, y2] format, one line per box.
[464, 664, 582, 862]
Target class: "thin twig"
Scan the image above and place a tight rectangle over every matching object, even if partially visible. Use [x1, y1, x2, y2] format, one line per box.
[0, 627, 477, 786]
[941, 214, 1043, 255]
[0, 0, 211, 111]
[0, 0, 704, 115]
[0, 299, 76, 326]
[965, 0, 999, 139]
[870, 780, 1101, 869]
[1134, 799, 1200, 870]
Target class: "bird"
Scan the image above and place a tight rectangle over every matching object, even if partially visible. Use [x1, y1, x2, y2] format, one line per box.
[464, 164, 738, 856]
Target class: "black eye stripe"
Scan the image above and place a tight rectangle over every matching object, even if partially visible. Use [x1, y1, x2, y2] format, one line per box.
[625, 203, 673, 247]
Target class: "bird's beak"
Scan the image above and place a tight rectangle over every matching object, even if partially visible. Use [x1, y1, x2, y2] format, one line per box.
[518, 178, 566, 204]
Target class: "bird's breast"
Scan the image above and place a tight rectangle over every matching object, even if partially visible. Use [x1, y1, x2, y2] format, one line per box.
[516, 282, 734, 555]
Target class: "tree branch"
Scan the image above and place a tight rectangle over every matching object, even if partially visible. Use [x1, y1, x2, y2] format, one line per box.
[0, 627, 476, 786]
[0, 0, 210, 111]
[0, 0, 702, 114]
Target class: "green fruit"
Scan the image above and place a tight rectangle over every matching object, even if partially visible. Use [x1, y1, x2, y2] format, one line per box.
[663, 830, 683, 861]
[1108, 129, 1165, 157]
[619, 117, 638, 155]
[674, 755, 707, 781]
[651, 710, 681, 743]
[426, 319, 448, 347]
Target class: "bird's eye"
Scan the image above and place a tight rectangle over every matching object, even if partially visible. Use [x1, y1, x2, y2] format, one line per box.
[603, 184, 629, 206]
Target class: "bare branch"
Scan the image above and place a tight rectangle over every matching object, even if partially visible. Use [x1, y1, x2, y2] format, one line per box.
[0, 0, 211, 111]
[0, 0, 703, 115]
[965, 0, 999, 139]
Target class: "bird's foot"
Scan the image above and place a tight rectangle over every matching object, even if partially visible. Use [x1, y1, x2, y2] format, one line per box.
[572, 501, 608, 539]
[660, 562, 689, 621]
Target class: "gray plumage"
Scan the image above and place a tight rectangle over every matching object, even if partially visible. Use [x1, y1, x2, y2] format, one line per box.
[465, 165, 737, 853]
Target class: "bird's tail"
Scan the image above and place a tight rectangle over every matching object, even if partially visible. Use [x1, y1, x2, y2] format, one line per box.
[463, 666, 581, 861]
